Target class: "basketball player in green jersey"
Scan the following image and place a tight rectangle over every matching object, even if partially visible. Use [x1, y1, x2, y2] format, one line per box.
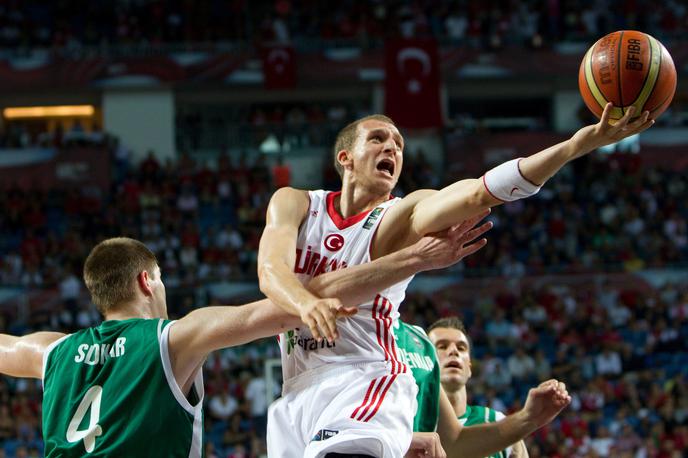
[0, 218, 491, 457]
[394, 320, 441, 433]
[395, 319, 567, 458]
[428, 317, 528, 458]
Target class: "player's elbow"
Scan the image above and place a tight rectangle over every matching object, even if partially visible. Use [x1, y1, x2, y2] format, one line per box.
[257, 261, 277, 296]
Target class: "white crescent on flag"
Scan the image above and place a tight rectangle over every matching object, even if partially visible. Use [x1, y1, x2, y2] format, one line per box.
[267, 48, 291, 74]
[396, 47, 432, 93]
[396, 47, 431, 75]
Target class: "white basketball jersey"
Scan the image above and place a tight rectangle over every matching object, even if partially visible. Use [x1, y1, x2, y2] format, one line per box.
[278, 190, 414, 382]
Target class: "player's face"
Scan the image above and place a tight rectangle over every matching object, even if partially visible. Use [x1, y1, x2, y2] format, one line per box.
[429, 327, 472, 389]
[347, 120, 404, 195]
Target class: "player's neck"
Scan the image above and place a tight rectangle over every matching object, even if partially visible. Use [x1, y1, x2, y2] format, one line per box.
[105, 302, 163, 321]
[445, 385, 468, 417]
[338, 181, 389, 218]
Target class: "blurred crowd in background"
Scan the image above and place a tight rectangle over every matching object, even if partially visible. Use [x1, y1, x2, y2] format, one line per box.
[0, 0, 686, 52]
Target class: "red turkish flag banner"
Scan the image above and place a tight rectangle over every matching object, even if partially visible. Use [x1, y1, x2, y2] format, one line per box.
[384, 39, 443, 128]
[262, 45, 297, 89]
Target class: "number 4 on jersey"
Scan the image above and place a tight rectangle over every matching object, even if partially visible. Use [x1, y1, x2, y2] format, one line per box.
[66, 385, 104, 453]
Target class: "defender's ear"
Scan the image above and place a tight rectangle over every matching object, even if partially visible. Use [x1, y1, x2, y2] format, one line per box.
[136, 270, 154, 297]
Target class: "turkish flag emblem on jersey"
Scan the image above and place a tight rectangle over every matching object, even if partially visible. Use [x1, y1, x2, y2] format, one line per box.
[384, 39, 442, 129]
[262, 45, 297, 89]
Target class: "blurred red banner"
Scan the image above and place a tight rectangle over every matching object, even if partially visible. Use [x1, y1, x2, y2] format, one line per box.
[384, 39, 442, 128]
[262, 45, 297, 89]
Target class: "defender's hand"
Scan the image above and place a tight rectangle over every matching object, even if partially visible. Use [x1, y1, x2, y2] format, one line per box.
[414, 209, 493, 272]
[522, 379, 571, 429]
[405, 432, 447, 458]
[300, 298, 357, 343]
[570, 103, 654, 157]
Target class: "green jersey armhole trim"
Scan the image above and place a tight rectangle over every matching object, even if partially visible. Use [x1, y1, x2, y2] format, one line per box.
[158, 319, 205, 458]
[158, 320, 205, 416]
[41, 333, 72, 389]
[410, 325, 429, 338]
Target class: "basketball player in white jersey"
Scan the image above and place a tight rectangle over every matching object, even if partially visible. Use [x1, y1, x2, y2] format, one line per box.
[259, 104, 652, 457]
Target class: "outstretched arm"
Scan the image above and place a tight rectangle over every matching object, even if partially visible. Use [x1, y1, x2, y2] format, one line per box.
[170, 212, 493, 389]
[437, 380, 570, 458]
[0, 332, 66, 379]
[378, 104, 653, 254]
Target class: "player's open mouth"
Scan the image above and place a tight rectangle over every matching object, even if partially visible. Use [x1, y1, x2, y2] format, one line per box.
[376, 158, 395, 177]
[445, 361, 462, 369]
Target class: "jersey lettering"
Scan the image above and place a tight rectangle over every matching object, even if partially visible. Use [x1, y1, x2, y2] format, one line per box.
[294, 246, 348, 276]
[398, 348, 434, 371]
[74, 337, 126, 365]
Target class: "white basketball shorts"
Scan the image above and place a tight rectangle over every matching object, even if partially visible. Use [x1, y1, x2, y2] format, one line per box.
[267, 361, 417, 458]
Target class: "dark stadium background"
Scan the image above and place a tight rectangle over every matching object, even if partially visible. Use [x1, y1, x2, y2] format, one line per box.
[0, 1, 686, 457]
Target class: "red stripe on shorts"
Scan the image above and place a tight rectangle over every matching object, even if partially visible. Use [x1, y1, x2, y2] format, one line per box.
[361, 374, 398, 422]
[355, 375, 388, 421]
[350, 377, 379, 419]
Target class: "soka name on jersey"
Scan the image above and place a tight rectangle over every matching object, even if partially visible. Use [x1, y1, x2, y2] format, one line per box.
[398, 348, 434, 372]
[294, 245, 348, 277]
[74, 338, 126, 366]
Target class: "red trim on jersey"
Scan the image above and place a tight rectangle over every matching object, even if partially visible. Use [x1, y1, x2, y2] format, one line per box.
[381, 299, 395, 373]
[326, 191, 371, 229]
[362, 374, 398, 422]
[356, 375, 388, 421]
[385, 303, 407, 374]
[351, 377, 379, 420]
[372, 296, 388, 362]
[326, 191, 394, 231]
[372, 295, 407, 374]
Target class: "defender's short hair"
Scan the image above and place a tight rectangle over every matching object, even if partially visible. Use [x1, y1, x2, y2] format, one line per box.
[428, 316, 472, 352]
[83, 237, 158, 314]
[332, 114, 396, 178]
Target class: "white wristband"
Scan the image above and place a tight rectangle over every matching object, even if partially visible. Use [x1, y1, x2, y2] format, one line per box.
[482, 158, 541, 202]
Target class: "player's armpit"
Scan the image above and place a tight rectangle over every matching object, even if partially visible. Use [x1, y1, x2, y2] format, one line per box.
[0, 332, 65, 379]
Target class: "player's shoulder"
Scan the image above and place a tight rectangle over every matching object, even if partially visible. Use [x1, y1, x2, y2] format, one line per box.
[408, 324, 431, 341]
[267, 187, 312, 222]
[270, 186, 311, 202]
[397, 188, 438, 208]
[398, 321, 432, 341]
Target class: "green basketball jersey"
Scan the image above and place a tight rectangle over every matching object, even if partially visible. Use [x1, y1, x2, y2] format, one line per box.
[458, 405, 510, 458]
[42, 318, 204, 457]
[393, 321, 440, 432]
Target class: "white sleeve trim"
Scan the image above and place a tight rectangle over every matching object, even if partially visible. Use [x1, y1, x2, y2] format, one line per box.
[41, 334, 72, 389]
[158, 320, 205, 416]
